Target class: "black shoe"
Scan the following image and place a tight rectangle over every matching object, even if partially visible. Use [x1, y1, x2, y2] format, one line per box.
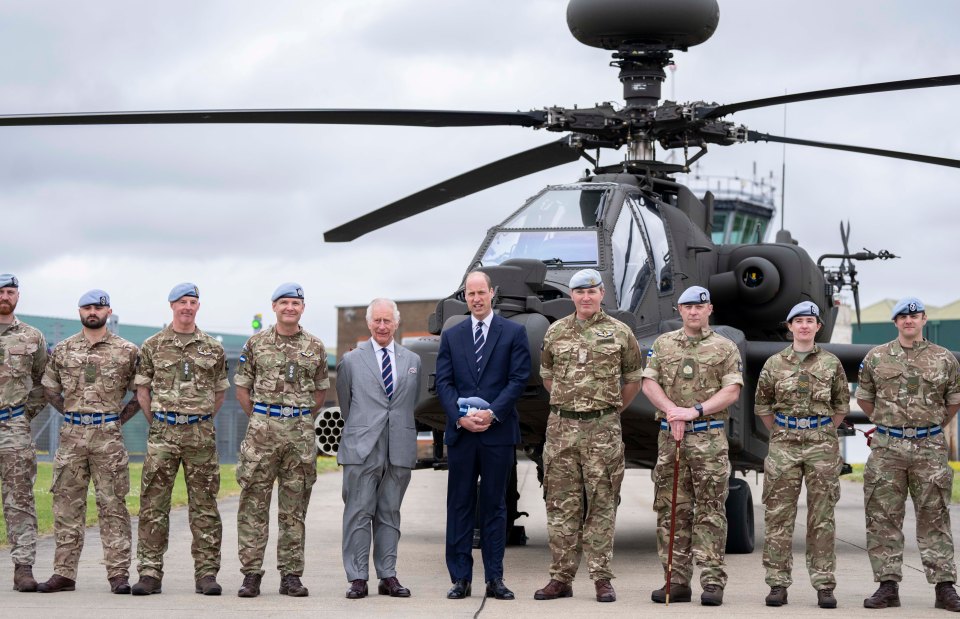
[131, 575, 161, 596]
[237, 573, 262, 598]
[447, 579, 471, 599]
[486, 578, 515, 600]
[279, 574, 308, 597]
[195, 575, 222, 596]
[346, 579, 368, 599]
[864, 580, 899, 609]
[109, 576, 131, 595]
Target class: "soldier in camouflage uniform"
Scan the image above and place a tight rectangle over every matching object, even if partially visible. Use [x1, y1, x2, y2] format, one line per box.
[534, 269, 643, 604]
[856, 296, 960, 612]
[755, 302, 849, 609]
[36, 289, 140, 594]
[131, 283, 229, 597]
[234, 282, 328, 598]
[641, 285, 743, 607]
[0, 274, 47, 592]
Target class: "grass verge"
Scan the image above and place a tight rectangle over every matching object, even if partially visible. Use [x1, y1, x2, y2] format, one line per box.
[844, 461, 960, 503]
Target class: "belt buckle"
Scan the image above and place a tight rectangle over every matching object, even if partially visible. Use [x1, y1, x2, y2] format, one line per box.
[281, 406, 293, 417]
[904, 427, 916, 438]
[798, 417, 809, 429]
[176, 414, 188, 425]
[685, 421, 695, 432]
[81, 414, 92, 425]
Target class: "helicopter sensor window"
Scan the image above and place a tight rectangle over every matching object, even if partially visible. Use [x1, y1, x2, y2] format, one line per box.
[502, 188, 606, 229]
[479, 230, 599, 267]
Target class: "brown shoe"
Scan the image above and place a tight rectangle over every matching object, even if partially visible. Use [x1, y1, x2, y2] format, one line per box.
[109, 576, 131, 594]
[346, 579, 368, 599]
[701, 583, 724, 606]
[195, 575, 222, 596]
[13, 564, 37, 592]
[651, 582, 692, 603]
[378, 576, 411, 597]
[818, 588, 837, 609]
[238, 573, 261, 598]
[534, 578, 573, 600]
[595, 579, 616, 603]
[131, 575, 161, 596]
[936, 582, 960, 612]
[864, 580, 899, 609]
[37, 574, 76, 593]
[279, 573, 308, 597]
[766, 586, 788, 607]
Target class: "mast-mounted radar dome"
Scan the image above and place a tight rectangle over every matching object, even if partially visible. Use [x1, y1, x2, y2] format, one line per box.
[566, 0, 719, 51]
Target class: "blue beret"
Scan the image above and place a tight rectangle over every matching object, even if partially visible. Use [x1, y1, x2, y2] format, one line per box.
[0, 273, 18, 288]
[678, 286, 710, 305]
[272, 282, 305, 302]
[786, 301, 820, 322]
[168, 282, 200, 303]
[569, 269, 603, 290]
[891, 296, 924, 320]
[78, 289, 110, 307]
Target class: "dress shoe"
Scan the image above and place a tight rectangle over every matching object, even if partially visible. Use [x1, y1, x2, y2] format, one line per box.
[109, 576, 131, 594]
[701, 583, 724, 606]
[936, 582, 960, 612]
[818, 588, 837, 609]
[534, 579, 573, 600]
[447, 579, 471, 599]
[237, 573, 262, 598]
[346, 579, 368, 599]
[279, 573, 309, 597]
[651, 582, 692, 603]
[195, 575, 222, 596]
[486, 578, 514, 600]
[131, 575, 162, 595]
[13, 564, 37, 592]
[37, 574, 76, 593]
[595, 579, 616, 602]
[864, 580, 899, 609]
[766, 586, 788, 607]
[378, 576, 410, 597]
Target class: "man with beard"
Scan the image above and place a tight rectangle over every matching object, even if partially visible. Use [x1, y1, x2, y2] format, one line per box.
[131, 283, 229, 596]
[0, 274, 47, 592]
[36, 289, 140, 593]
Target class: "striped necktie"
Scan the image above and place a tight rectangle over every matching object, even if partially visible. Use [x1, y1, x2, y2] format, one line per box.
[381, 348, 393, 400]
[474, 321, 485, 369]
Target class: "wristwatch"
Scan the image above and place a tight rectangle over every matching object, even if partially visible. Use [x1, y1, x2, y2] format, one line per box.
[694, 403, 705, 418]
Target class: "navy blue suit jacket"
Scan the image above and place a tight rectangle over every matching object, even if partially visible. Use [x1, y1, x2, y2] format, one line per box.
[435, 313, 531, 446]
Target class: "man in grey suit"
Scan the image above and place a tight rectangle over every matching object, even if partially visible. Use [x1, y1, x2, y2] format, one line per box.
[337, 298, 422, 600]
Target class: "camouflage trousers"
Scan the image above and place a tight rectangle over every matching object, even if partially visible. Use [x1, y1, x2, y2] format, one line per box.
[653, 427, 730, 588]
[864, 431, 956, 584]
[236, 415, 317, 576]
[761, 425, 842, 589]
[542, 411, 624, 583]
[51, 422, 131, 580]
[137, 417, 222, 581]
[0, 443, 37, 566]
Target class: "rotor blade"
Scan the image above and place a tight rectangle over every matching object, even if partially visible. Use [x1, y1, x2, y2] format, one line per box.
[323, 138, 583, 242]
[746, 131, 960, 168]
[704, 74, 960, 118]
[854, 287, 862, 332]
[0, 108, 546, 129]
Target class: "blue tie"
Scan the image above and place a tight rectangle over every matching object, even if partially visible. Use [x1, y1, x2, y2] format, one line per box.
[474, 322, 485, 369]
[381, 348, 393, 400]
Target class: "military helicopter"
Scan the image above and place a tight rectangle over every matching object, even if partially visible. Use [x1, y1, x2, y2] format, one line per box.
[2, 0, 959, 553]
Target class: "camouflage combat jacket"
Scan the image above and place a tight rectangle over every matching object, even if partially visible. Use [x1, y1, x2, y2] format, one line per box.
[855, 338, 960, 427]
[233, 325, 329, 408]
[641, 326, 743, 420]
[0, 319, 47, 449]
[755, 345, 850, 418]
[541, 309, 643, 411]
[135, 325, 230, 414]
[42, 330, 138, 413]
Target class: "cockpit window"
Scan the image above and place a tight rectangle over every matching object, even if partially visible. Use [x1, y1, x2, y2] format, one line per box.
[631, 195, 673, 295]
[479, 230, 598, 267]
[502, 188, 606, 229]
[612, 200, 654, 312]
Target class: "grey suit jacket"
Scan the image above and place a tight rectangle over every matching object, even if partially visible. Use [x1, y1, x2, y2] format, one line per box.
[335, 339, 422, 468]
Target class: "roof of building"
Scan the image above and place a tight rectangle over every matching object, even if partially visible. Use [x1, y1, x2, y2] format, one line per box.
[859, 298, 960, 323]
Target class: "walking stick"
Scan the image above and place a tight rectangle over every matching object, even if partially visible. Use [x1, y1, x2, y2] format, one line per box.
[665, 436, 681, 606]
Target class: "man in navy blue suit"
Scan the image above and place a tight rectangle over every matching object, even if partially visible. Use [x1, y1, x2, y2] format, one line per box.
[435, 270, 531, 601]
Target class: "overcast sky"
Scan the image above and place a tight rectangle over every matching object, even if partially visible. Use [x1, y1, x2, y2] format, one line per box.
[1, 0, 957, 346]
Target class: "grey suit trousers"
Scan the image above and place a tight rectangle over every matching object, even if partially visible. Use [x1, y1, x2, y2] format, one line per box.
[341, 424, 412, 581]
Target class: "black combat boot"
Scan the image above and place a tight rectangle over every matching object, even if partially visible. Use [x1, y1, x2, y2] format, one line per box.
[13, 564, 37, 592]
[863, 580, 899, 609]
[936, 582, 960, 612]
[765, 586, 788, 607]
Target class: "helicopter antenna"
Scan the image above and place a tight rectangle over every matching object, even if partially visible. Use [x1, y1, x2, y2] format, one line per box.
[780, 90, 787, 232]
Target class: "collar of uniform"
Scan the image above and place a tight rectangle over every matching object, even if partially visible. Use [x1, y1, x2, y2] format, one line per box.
[575, 308, 607, 329]
[160, 324, 204, 347]
[80, 329, 116, 348]
[671, 326, 713, 342]
[781, 343, 821, 361]
[269, 324, 303, 343]
[891, 338, 928, 357]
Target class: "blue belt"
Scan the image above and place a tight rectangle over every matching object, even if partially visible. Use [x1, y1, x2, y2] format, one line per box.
[63, 412, 119, 425]
[153, 412, 211, 426]
[775, 413, 832, 429]
[660, 419, 725, 433]
[876, 424, 942, 439]
[0, 404, 25, 422]
[253, 403, 310, 419]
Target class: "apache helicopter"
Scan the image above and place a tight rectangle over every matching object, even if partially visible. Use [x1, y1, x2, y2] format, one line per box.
[1, 0, 958, 553]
